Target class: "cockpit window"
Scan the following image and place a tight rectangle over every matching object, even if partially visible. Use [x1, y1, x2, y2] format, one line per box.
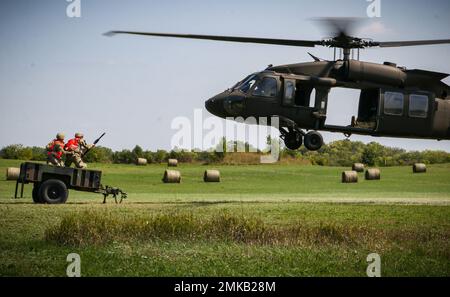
[236, 74, 257, 93]
[231, 74, 252, 90]
[253, 77, 277, 97]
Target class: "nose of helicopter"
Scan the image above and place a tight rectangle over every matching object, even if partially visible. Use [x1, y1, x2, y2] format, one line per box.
[205, 93, 228, 118]
[206, 91, 246, 118]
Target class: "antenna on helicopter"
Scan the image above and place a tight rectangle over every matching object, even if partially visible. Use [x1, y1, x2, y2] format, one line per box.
[307, 52, 321, 62]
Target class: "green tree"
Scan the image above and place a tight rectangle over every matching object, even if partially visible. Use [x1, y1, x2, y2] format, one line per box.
[31, 146, 46, 161]
[153, 150, 168, 163]
[83, 146, 113, 163]
[361, 142, 384, 166]
[112, 149, 134, 164]
[0, 144, 23, 159]
[17, 147, 33, 160]
[132, 145, 144, 159]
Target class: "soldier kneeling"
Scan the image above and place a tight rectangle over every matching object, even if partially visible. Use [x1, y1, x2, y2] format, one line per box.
[46, 133, 65, 167]
[64, 132, 93, 168]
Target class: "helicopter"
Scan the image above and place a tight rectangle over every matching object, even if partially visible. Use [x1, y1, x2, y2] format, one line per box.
[106, 19, 450, 151]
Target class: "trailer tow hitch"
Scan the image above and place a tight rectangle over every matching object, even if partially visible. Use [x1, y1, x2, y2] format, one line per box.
[98, 185, 127, 204]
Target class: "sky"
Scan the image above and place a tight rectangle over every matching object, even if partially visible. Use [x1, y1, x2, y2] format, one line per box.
[0, 0, 449, 152]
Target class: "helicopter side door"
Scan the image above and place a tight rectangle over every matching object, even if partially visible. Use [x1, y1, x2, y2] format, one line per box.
[280, 78, 317, 128]
[377, 89, 433, 137]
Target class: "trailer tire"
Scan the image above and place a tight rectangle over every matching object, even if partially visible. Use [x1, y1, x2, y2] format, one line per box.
[32, 183, 43, 203]
[38, 179, 68, 204]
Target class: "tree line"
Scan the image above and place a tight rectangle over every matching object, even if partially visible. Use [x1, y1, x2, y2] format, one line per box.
[0, 139, 449, 167]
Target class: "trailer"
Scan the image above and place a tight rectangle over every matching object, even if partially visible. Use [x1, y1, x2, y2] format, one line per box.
[14, 162, 126, 204]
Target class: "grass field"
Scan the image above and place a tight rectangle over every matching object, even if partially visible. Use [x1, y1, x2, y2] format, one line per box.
[0, 159, 449, 276]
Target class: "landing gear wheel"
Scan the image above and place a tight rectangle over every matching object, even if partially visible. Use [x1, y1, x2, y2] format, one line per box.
[38, 179, 68, 204]
[284, 132, 303, 150]
[32, 183, 43, 203]
[304, 131, 323, 151]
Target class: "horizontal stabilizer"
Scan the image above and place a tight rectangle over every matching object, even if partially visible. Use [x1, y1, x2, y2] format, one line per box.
[406, 69, 449, 81]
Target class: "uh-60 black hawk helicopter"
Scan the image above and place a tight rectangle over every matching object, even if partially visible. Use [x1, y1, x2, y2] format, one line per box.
[106, 19, 450, 151]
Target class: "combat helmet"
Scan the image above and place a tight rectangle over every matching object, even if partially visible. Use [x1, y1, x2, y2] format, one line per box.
[56, 133, 65, 140]
[75, 132, 84, 138]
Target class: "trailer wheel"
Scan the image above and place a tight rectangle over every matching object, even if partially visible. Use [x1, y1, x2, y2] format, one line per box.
[38, 179, 68, 204]
[32, 183, 43, 203]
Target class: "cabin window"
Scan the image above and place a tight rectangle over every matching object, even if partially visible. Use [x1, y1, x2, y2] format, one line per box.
[384, 91, 404, 116]
[253, 77, 277, 97]
[409, 94, 428, 118]
[283, 80, 295, 105]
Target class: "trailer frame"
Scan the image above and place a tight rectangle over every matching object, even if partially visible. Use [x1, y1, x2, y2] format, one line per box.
[15, 162, 126, 204]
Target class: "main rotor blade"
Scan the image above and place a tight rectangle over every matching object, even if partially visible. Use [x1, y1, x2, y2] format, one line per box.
[375, 39, 450, 48]
[105, 30, 320, 47]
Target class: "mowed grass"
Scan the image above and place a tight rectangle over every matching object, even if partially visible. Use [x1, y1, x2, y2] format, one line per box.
[0, 159, 449, 276]
[2, 159, 449, 202]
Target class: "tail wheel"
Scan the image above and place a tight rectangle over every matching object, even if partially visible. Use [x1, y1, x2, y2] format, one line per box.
[304, 131, 323, 151]
[38, 179, 69, 204]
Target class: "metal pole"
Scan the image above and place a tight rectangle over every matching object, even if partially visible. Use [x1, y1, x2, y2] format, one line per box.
[343, 48, 350, 61]
[14, 180, 19, 199]
[20, 181, 24, 198]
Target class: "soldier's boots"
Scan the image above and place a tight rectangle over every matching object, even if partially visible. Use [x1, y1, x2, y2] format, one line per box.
[47, 155, 64, 167]
[66, 153, 87, 169]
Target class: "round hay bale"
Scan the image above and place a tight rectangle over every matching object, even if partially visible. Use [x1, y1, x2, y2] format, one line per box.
[342, 171, 358, 183]
[352, 163, 365, 172]
[413, 163, 426, 173]
[204, 170, 220, 182]
[162, 170, 181, 183]
[168, 159, 178, 167]
[365, 168, 381, 180]
[6, 167, 20, 181]
[136, 158, 147, 166]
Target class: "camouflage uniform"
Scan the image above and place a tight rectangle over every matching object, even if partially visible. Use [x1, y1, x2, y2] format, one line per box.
[64, 133, 93, 169]
[351, 116, 376, 129]
[46, 133, 65, 167]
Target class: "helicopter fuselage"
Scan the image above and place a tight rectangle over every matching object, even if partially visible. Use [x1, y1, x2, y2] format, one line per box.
[107, 27, 450, 149]
[205, 60, 450, 145]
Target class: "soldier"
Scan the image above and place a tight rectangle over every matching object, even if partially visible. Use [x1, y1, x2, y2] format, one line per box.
[46, 133, 65, 167]
[64, 132, 94, 168]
